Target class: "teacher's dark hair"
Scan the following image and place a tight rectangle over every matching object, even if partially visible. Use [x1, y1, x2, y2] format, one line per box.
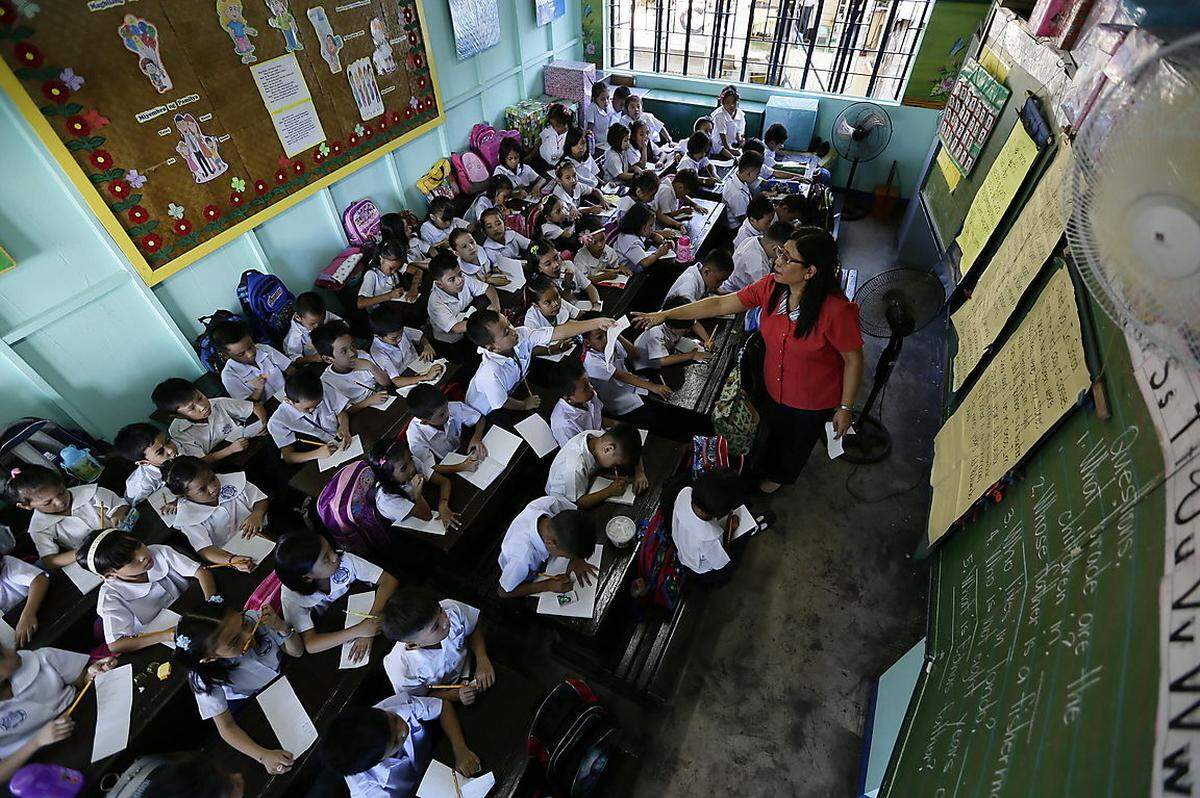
[771, 226, 844, 339]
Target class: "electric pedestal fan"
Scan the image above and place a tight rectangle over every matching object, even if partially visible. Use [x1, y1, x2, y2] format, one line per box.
[841, 268, 945, 464]
[831, 102, 893, 221]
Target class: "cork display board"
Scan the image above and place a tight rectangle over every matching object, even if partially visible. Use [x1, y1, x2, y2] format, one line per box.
[0, 0, 443, 285]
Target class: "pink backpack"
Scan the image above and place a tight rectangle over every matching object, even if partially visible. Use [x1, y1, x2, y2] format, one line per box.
[450, 151, 490, 195]
[317, 460, 393, 559]
[244, 571, 283, 615]
[469, 123, 522, 170]
[316, 246, 368, 290]
[343, 198, 382, 246]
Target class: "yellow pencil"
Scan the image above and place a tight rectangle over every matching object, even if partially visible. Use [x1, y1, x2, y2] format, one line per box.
[344, 609, 379, 620]
[65, 678, 94, 718]
[451, 769, 463, 798]
[430, 683, 468, 690]
[242, 616, 262, 653]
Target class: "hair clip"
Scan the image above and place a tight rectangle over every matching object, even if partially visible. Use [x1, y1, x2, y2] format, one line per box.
[207, 594, 224, 604]
[176, 633, 192, 651]
[8, 467, 19, 477]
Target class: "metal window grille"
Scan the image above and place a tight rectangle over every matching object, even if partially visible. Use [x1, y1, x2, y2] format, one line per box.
[608, 0, 934, 102]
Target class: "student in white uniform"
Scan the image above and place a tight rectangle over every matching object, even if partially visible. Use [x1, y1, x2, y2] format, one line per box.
[426, 254, 501, 348]
[275, 531, 399, 661]
[311, 320, 392, 410]
[284, 292, 343, 364]
[496, 495, 595, 598]
[356, 239, 418, 311]
[173, 602, 303, 776]
[614, 203, 674, 273]
[632, 296, 711, 371]
[268, 368, 352, 465]
[164, 456, 266, 570]
[652, 169, 701, 235]
[618, 94, 671, 145]
[721, 151, 764, 229]
[367, 437, 455, 529]
[680, 129, 719, 186]
[4, 464, 128, 570]
[585, 82, 615, 154]
[549, 358, 605, 447]
[323, 693, 481, 797]
[0, 555, 48, 648]
[479, 207, 531, 261]
[449, 228, 508, 288]
[563, 127, 603, 191]
[538, 104, 573, 168]
[0, 643, 115, 780]
[579, 312, 673, 423]
[467, 175, 513, 227]
[572, 217, 626, 282]
[709, 85, 746, 160]
[538, 194, 579, 250]
[527, 239, 601, 307]
[380, 587, 495, 703]
[722, 221, 789, 292]
[523, 275, 580, 344]
[602, 123, 636, 183]
[78, 529, 216, 654]
[495, 139, 544, 199]
[405, 384, 488, 479]
[545, 425, 646, 508]
[672, 468, 766, 580]
[367, 303, 444, 391]
[419, 197, 469, 256]
[735, 194, 775, 248]
[615, 172, 662, 225]
[553, 160, 606, 217]
[153, 378, 267, 463]
[210, 320, 293, 403]
[114, 422, 179, 508]
[666, 249, 734, 305]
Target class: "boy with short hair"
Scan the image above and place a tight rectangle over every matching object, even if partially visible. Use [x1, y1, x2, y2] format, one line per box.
[479, 207, 531, 260]
[426, 253, 501, 347]
[497, 496, 597, 597]
[152, 378, 267, 463]
[113, 422, 179, 507]
[679, 130, 718, 186]
[283, 292, 342, 364]
[774, 194, 808, 227]
[549, 358, 605, 447]
[651, 169, 700, 234]
[311, 321, 392, 411]
[721, 151, 763, 229]
[666, 248, 734, 304]
[545, 424, 647, 508]
[672, 467, 766, 579]
[632, 296, 711, 371]
[723, 221, 790, 293]
[405, 384, 488, 478]
[366, 303, 445, 390]
[267, 368, 352, 464]
[211, 319, 293, 403]
[615, 171, 661, 224]
[449, 228, 508, 288]
[734, 195, 775, 249]
[579, 312, 672, 425]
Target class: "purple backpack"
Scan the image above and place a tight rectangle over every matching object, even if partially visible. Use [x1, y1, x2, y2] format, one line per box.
[343, 198, 382, 246]
[9, 765, 84, 798]
[317, 460, 392, 559]
[469, 123, 522, 171]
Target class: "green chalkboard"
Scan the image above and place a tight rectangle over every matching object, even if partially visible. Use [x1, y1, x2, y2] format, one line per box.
[879, 274, 1165, 795]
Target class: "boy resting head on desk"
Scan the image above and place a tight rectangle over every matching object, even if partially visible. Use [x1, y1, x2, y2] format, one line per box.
[497, 496, 597, 598]
[545, 424, 647, 509]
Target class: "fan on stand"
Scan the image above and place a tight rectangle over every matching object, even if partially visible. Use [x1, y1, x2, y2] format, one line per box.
[831, 102, 893, 222]
[842, 268, 945, 464]
[1067, 32, 1200, 364]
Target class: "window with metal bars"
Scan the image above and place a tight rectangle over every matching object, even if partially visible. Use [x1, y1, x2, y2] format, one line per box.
[607, 0, 934, 103]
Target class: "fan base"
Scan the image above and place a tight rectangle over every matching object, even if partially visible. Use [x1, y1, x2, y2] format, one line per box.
[841, 415, 891, 464]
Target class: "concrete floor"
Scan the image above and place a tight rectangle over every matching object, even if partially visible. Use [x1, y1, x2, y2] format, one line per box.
[626, 216, 944, 797]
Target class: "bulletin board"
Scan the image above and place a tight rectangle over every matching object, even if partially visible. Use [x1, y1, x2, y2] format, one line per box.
[0, 0, 444, 286]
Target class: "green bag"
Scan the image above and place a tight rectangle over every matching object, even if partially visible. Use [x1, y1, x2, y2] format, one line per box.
[713, 368, 759, 455]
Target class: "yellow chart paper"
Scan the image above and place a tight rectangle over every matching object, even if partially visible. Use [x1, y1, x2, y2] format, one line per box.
[951, 144, 1072, 391]
[937, 148, 962, 192]
[928, 267, 1090, 545]
[955, 123, 1040, 276]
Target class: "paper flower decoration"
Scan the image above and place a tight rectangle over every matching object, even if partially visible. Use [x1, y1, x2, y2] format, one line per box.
[107, 179, 131, 198]
[81, 108, 109, 130]
[318, 142, 330, 157]
[230, 176, 247, 192]
[203, 204, 220, 220]
[292, 160, 305, 175]
[141, 233, 162, 252]
[125, 169, 147, 188]
[14, 43, 42, 68]
[172, 218, 192, 235]
[274, 168, 287, 183]
[331, 141, 342, 154]
[59, 68, 84, 91]
[128, 205, 149, 223]
[88, 150, 113, 169]
[65, 115, 90, 137]
[41, 80, 69, 103]
[348, 133, 359, 146]
[167, 202, 184, 220]
[254, 179, 268, 194]
[230, 191, 245, 206]
[353, 124, 365, 137]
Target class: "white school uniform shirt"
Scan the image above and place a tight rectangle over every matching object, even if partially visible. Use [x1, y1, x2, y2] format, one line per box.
[466, 193, 493, 225]
[406, 401, 482, 478]
[541, 217, 576, 242]
[367, 330, 425, 381]
[585, 101, 614, 144]
[652, 180, 680, 215]
[550, 394, 604, 448]
[721, 174, 754, 228]
[382, 599, 480, 694]
[482, 229, 530, 260]
[602, 148, 630, 181]
[0, 556, 45, 613]
[283, 311, 342, 360]
[457, 247, 494, 279]
[554, 262, 592, 297]
[190, 608, 287, 720]
[344, 693, 441, 798]
[679, 154, 710, 174]
[614, 233, 654, 273]
[280, 551, 384, 633]
[220, 343, 291, 402]
[672, 486, 731, 574]
[666, 264, 707, 303]
[585, 346, 644, 415]
[539, 126, 567, 166]
[545, 429, 601, 502]
[553, 182, 585, 212]
[498, 495, 575, 592]
[763, 145, 779, 171]
[723, 235, 773, 293]
[619, 111, 665, 138]
[267, 384, 349, 448]
[632, 324, 683, 370]
[709, 106, 745, 148]
[524, 300, 577, 330]
[494, 162, 539, 189]
[419, 217, 467, 251]
[0, 647, 88, 757]
[374, 483, 417, 525]
[466, 326, 555, 416]
[427, 277, 488, 343]
[170, 396, 253, 457]
[565, 155, 601, 190]
[321, 355, 380, 404]
[733, 217, 763, 249]
[27, 484, 127, 559]
[359, 267, 402, 299]
[125, 462, 164, 506]
[99, 544, 200, 644]
[172, 472, 267, 553]
[572, 244, 621, 278]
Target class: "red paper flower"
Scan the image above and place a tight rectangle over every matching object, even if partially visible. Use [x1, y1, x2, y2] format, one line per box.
[363, 126, 374, 139]
[292, 160, 305, 175]
[41, 80, 69, 104]
[331, 141, 342, 154]
[348, 133, 359, 146]
[14, 43, 42, 68]
[407, 52, 424, 69]
[88, 150, 113, 169]
[66, 115, 90, 137]
[404, 107, 413, 119]
[81, 108, 109, 130]
[203, 204, 220, 221]
[417, 76, 427, 90]
[313, 151, 326, 163]
[0, 1, 17, 27]
[408, 32, 419, 46]
[107, 179, 131, 198]
[274, 168, 287, 183]
[172, 218, 192, 235]
[403, 6, 413, 23]
[388, 110, 402, 125]
[254, 179, 268, 194]
[128, 205, 149, 223]
[141, 233, 162, 252]
[230, 191, 245, 206]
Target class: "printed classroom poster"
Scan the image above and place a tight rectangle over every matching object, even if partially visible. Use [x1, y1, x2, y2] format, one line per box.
[448, 0, 501, 59]
[536, 0, 566, 26]
[0, 0, 443, 286]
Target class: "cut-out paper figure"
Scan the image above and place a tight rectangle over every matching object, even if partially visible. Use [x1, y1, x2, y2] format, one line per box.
[216, 0, 259, 64]
[174, 113, 229, 184]
[370, 17, 396, 74]
[118, 14, 172, 94]
[265, 0, 303, 51]
[307, 7, 343, 74]
[347, 57, 384, 121]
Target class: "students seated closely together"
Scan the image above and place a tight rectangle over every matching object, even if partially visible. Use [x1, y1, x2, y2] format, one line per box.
[614, 203, 675, 273]
[579, 311, 673, 423]
[671, 468, 769, 582]
[563, 127, 602, 191]
[367, 438, 456, 529]
[632, 296, 712, 371]
[679, 130, 718, 186]
[723, 221, 790, 292]
[479, 207, 531, 260]
[154, 377, 268, 463]
[539, 103, 573, 168]
[449, 227, 508, 288]
[538, 194, 580, 251]
[380, 587, 494, 702]
[211, 319, 293, 403]
[311, 320, 392, 410]
[0, 553, 48, 648]
[526, 238, 601, 307]
[466, 175, 513, 226]
[114, 422, 178, 507]
[405, 384, 488, 479]
[550, 358, 605, 447]
[4, 464, 128, 569]
[523, 274, 580, 335]
[357, 239, 418, 310]
[572, 216, 626, 282]
[268, 367, 352, 464]
[425, 253, 501, 350]
[721, 151, 764, 230]
[419, 196, 469, 255]
[603, 123, 637, 183]
[367, 302, 445, 390]
[585, 82, 615, 154]
[666, 249, 735, 306]
[284, 292, 343, 364]
[545, 424, 647, 509]
[774, 193, 809, 227]
[618, 93, 671, 147]
[163, 456, 265, 570]
[495, 138, 544, 200]
[629, 119, 666, 170]
[497, 495, 595, 598]
[552, 159, 607, 216]
[734, 195, 776, 249]
[709, 84, 746, 160]
[651, 169, 700, 235]
[614, 171, 662, 223]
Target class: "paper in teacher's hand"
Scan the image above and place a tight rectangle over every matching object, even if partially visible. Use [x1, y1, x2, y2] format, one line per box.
[494, 255, 527, 293]
[62, 561, 103, 594]
[605, 315, 631, 362]
[240, 420, 265, 439]
[536, 545, 603, 619]
[537, 344, 575, 363]
[417, 760, 496, 798]
[257, 676, 319, 755]
[731, 505, 757, 540]
[339, 592, 376, 670]
[318, 435, 364, 472]
[92, 664, 133, 763]
[590, 475, 636, 506]
[442, 426, 523, 490]
[825, 422, 846, 459]
[515, 413, 559, 458]
[224, 533, 276, 565]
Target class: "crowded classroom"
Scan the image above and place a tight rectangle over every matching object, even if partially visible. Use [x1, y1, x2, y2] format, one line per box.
[0, 0, 1194, 795]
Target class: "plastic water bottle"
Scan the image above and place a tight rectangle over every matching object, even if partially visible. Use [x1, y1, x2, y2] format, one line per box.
[59, 446, 102, 483]
[676, 235, 692, 264]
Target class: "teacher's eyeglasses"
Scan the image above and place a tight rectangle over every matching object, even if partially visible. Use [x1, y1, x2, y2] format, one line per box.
[774, 250, 809, 270]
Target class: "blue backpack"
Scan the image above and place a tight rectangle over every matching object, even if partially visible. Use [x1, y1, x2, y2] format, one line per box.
[236, 270, 295, 347]
[193, 309, 243, 374]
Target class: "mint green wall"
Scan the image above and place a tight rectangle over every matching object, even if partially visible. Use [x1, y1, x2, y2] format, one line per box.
[0, 0, 581, 439]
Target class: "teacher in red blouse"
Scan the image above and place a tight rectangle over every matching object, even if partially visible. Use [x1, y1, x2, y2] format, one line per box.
[634, 227, 863, 493]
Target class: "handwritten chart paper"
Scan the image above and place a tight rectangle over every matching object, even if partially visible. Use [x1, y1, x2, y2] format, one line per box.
[952, 145, 1072, 391]
[257, 677, 318, 755]
[91, 664, 133, 762]
[928, 267, 1090, 545]
[955, 123, 1040, 277]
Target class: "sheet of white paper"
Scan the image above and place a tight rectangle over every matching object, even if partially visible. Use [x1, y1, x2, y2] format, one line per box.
[141, 607, 180, 648]
[709, 158, 734, 169]
[396, 515, 448, 536]
[257, 676, 319, 755]
[590, 475, 636, 506]
[536, 345, 575, 363]
[240, 420, 265, 439]
[0, 617, 14, 649]
[573, 300, 594, 312]
[224, 533, 276, 566]
[318, 434, 364, 471]
[442, 426, 523, 490]
[409, 357, 448, 377]
[596, 274, 629, 288]
[675, 337, 701, 354]
[731, 505, 758, 540]
[91, 664, 133, 762]
[605, 315, 631, 362]
[514, 414, 559, 458]
[371, 395, 398, 412]
[639, 428, 648, 443]
[147, 487, 176, 523]
[339, 591, 376, 670]
[62, 561, 103, 594]
[494, 255, 527, 293]
[536, 545, 603, 618]
[825, 422, 845, 459]
[417, 760, 496, 798]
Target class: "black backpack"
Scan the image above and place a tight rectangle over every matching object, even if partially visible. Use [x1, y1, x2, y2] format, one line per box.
[192, 309, 244, 374]
[526, 680, 618, 797]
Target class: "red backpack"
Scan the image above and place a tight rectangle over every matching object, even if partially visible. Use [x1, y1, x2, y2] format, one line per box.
[450, 151, 490, 195]
[469, 123, 522, 171]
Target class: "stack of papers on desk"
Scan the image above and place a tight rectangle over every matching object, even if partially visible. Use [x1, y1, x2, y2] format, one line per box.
[590, 475, 636, 506]
[318, 435, 364, 471]
[417, 761, 496, 798]
[536, 545, 603, 618]
[675, 337, 703, 354]
[442, 426, 523, 490]
[63, 561, 103, 594]
[370, 395, 398, 412]
[142, 607, 181, 648]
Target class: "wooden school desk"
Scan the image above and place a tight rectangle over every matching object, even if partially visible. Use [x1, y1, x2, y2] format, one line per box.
[656, 316, 746, 417]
